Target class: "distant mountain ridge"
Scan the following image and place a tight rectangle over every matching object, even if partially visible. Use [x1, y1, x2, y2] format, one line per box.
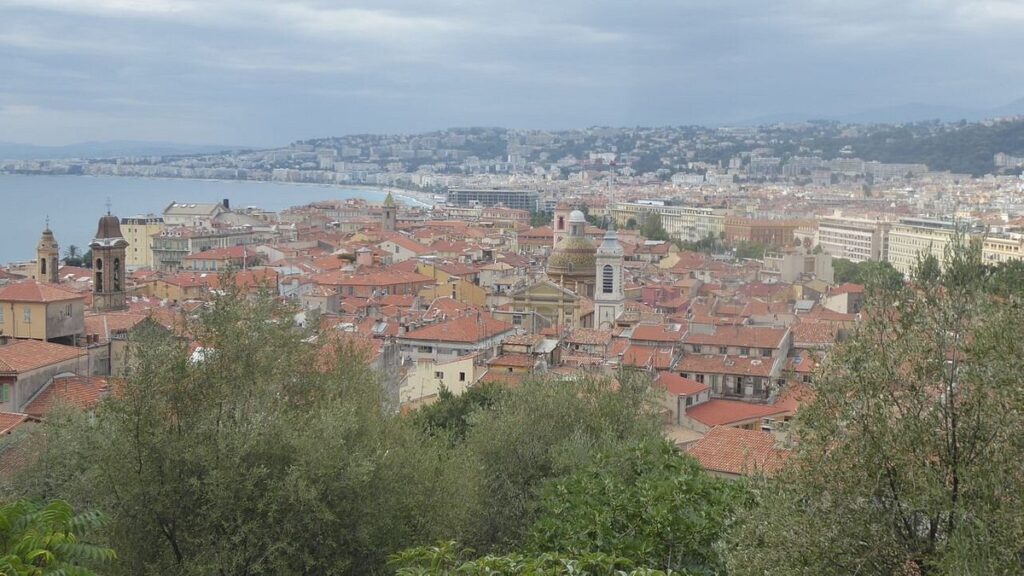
[737, 97, 1024, 126]
[0, 140, 246, 160]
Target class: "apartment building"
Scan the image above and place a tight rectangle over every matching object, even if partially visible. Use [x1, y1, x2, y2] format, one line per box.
[886, 218, 975, 276]
[120, 215, 165, 270]
[815, 216, 890, 263]
[609, 202, 725, 242]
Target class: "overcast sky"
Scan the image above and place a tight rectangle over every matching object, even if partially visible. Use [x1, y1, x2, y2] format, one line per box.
[2, 0, 1023, 147]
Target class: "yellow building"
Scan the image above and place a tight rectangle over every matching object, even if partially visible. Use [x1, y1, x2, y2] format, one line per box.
[886, 218, 963, 276]
[415, 261, 487, 306]
[981, 235, 1024, 264]
[0, 281, 85, 344]
[120, 215, 165, 270]
[400, 354, 481, 409]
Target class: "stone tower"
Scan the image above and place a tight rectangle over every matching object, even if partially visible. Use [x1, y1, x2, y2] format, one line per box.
[90, 212, 129, 312]
[552, 201, 573, 249]
[594, 226, 625, 329]
[36, 224, 60, 284]
[382, 192, 397, 233]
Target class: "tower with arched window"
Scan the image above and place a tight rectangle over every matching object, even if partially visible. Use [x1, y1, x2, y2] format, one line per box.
[90, 212, 129, 312]
[594, 227, 624, 329]
[36, 225, 60, 284]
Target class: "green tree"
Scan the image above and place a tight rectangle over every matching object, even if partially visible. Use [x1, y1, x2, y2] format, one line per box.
[0, 499, 115, 576]
[530, 211, 553, 227]
[725, 235, 1024, 575]
[527, 439, 742, 573]
[639, 213, 670, 242]
[61, 245, 84, 267]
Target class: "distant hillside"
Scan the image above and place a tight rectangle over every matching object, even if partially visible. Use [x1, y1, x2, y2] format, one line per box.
[811, 119, 1024, 176]
[0, 140, 243, 160]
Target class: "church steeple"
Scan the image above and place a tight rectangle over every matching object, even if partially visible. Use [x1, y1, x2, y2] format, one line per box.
[36, 221, 60, 284]
[594, 227, 625, 329]
[382, 192, 397, 233]
[90, 212, 129, 312]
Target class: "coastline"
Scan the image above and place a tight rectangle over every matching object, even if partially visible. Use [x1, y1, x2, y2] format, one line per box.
[8, 173, 440, 208]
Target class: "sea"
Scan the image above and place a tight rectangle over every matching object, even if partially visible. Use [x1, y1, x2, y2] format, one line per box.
[0, 174, 427, 266]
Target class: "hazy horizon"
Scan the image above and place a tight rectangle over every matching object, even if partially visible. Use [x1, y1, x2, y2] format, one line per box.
[3, 0, 1024, 147]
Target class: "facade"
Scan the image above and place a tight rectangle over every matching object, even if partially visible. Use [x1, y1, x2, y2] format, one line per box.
[760, 250, 834, 284]
[448, 188, 539, 212]
[815, 216, 890, 263]
[396, 314, 514, 363]
[35, 227, 60, 284]
[886, 218, 974, 276]
[594, 228, 625, 329]
[724, 217, 803, 246]
[120, 215, 165, 270]
[0, 340, 86, 413]
[151, 227, 257, 271]
[399, 354, 480, 408]
[0, 282, 85, 344]
[509, 280, 582, 331]
[609, 203, 725, 242]
[90, 214, 129, 313]
[981, 234, 1024, 264]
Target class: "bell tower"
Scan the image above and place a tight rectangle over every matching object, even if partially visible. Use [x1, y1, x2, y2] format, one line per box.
[36, 221, 60, 284]
[382, 192, 397, 233]
[90, 211, 129, 312]
[594, 226, 625, 329]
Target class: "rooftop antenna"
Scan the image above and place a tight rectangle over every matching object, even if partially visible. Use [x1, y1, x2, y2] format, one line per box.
[45, 214, 50, 230]
[105, 196, 113, 215]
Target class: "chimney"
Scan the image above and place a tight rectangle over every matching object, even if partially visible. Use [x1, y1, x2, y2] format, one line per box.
[222, 198, 230, 210]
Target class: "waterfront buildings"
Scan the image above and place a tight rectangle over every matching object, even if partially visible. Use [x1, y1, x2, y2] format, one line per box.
[448, 188, 539, 212]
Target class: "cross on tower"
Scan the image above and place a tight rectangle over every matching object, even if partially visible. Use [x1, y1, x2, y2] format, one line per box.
[105, 197, 113, 215]
[45, 214, 50, 229]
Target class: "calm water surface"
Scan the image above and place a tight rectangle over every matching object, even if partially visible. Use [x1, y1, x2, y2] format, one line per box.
[0, 174, 410, 266]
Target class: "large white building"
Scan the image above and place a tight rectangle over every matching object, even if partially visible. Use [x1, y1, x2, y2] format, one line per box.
[815, 217, 890, 263]
[609, 202, 725, 242]
[886, 218, 973, 276]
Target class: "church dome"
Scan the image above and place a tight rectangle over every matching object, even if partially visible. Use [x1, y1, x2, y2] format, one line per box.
[568, 210, 587, 224]
[547, 234, 596, 278]
[95, 214, 124, 240]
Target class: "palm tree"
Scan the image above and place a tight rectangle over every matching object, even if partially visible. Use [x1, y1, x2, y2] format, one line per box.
[62, 246, 82, 267]
[0, 499, 115, 576]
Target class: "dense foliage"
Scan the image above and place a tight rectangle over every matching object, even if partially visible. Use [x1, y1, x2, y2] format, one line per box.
[832, 257, 904, 288]
[726, 235, 1024, 575]
[0, 499, 114, 576]
[639, 213, 671, 242]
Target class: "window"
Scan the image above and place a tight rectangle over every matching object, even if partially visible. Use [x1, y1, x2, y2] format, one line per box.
[761, 348, 772, 357]
[0, 306, 4, 323]
[434, 371, 444, 379]
[417, 345, 434, 353]
[512, 314, 523, 325]
[740, 347, 750, 356]
[719, 346, 727, 354]
[692, 344, 702, 353]
[23, 307, 31, 323]
[459, 372, 466, 382]
[685, 396, 693, 407]
[0, 384, 9, 403]
[680, 372, 690, 379]
[602, 264, 614, 294]
[695, 374, 705, 383]
[802, 374, 812, 384]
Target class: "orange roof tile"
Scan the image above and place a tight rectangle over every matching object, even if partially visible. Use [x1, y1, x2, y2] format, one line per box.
[684, 399, 787, 427]
[400, 314, 514, 344]
[687, 426, 789, 476]
[683, 326, 788, 349]
[22, 376, 109, 418]
[0, 281, 84, 303]
[0, 412, 33, 434]
[0, 341, 85, 374]
[655, 372, 709, 396]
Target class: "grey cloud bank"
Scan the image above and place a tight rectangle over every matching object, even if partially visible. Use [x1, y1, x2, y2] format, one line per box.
[1, 0, 1023, 147]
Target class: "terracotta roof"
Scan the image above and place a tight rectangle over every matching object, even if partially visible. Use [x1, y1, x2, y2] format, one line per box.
[791, 321, 839, 345]
[630, 324, 684, 343]
[0, 341, 85, 374]
[564, 328, 613, 346]
[488, 353, 535, 368]
[684, 399, 788, 427]
[622, 345, 676, 370]
[504, 333, 544, 347]
[400, 314, 514, 344]
[22, 376, 109, 418]
[0, 412, 32, 434]
[314, 269, 434, 288]
[687, 426, 789, 476]
[677, 354, 776, 377]
[683, 326, 788, 349]
[0, 281, 84, 303]
[655, 372, 709, 396]
[830, 282, 865, 295]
